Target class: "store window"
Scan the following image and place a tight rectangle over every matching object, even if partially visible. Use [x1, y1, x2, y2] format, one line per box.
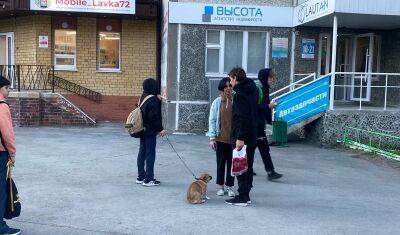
[53, 17, 77, 71]
[97, 19, 121, 71]
[206, 30, 269, 76]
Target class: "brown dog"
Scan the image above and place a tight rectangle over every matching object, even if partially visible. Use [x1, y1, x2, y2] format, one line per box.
[186, 174, 212, 204]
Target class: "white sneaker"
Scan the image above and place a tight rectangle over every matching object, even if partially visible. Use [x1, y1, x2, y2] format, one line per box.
[226, 188, 236, 197]
[217, 188, 225, 196]
[136, 178, 144, 184]
[142, 180, 161, 187]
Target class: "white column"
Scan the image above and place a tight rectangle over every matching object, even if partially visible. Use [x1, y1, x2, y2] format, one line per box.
[290, 30, 296, 90]
[329, 15, 338, 110]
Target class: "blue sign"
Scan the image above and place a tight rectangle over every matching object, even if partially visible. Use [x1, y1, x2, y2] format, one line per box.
[302, 39, 315, 59]
[274, 75, 330, 126]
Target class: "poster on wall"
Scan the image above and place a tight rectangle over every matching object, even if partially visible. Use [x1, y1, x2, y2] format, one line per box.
[30, 0, 135, 14]
[272, 38, 288, 58]
[38, 36, 48, 48]
[302, 39, 315, 59]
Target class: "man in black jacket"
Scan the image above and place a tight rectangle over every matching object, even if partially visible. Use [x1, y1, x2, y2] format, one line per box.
[256, 68, 283, 181]
[136, 78, 166, 187]
[225, 67, 258, 206]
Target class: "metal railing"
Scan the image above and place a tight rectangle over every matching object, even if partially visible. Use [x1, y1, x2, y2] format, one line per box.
[331, 72, 400, 111]
[0, 65, 102, 103]
[53, 76, 102, 103]
[0, 65, 54, 92]
[271, 72, 316, 99]
[340, 126, 400, 161]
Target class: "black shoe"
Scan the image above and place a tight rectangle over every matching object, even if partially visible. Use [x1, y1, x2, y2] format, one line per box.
[252, 172, 257, 176]
[142, 179, 161, 187]
[268, 171, 283, 181]
[225, 196, 248, 207]
[0, 225, 21, 235]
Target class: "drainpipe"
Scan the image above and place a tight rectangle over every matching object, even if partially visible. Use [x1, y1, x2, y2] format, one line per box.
[329, 15, 338, 110]
[290, 29, 296, 90]
[156, 0, 162, 85]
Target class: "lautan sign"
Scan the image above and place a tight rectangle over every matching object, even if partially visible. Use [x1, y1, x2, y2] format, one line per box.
[294, 0, 335, 26]
[169, 2, 293, 27]
[30, 0, 135, 14]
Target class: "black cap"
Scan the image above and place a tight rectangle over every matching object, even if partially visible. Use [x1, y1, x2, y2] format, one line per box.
[0, 76, 10, 88]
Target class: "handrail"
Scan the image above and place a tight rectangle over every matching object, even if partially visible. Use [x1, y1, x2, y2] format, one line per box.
[52, 76, 102, 103]
[271, 72, 317, 98]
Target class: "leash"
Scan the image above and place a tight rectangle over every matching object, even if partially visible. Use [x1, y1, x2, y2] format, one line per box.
[163, 135, 198, 180]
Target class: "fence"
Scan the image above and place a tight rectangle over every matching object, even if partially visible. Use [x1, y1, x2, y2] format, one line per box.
[0, 65, 54, 92]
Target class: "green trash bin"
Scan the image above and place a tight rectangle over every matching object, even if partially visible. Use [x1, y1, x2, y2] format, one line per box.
[272, 120, 288, 146]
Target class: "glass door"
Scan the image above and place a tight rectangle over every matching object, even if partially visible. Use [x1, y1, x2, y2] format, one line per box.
[335, 35, 352, 101]
[351, 34, 374, 102]
[318, 33, 331, 76]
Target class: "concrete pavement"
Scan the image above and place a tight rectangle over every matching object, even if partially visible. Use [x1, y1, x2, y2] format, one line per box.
[7, 124, 400, 234]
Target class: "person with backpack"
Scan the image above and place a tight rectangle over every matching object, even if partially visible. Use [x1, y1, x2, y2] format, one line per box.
[207, 77, 235, 198]
[225, 67, 259, 207]
[0, 76, 21, 235]
[135, 78, 166, 187]
[255, 69, 283, 181]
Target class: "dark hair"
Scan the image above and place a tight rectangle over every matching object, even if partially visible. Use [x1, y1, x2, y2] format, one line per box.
[0, 76, 10, 88]
[228, 67, 247, 82]
[142, 78, 159, 95]
[218, 77, 231, 92]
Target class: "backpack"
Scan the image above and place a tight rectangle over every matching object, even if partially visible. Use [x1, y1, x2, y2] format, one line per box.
[255, 81, 265, 105]
[4, 161, 21, 220]
[125, 95, 154, 138]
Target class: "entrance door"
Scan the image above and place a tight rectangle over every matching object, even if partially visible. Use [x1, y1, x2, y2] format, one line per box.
[335, 35, 352, 101]
[0, 33, 14, 87]
[351, 34, 374, 102]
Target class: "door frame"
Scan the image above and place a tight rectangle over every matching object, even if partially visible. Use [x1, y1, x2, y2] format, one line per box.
[0, 32, 15, 65]
[350, 33, 374, 101]
[317, 33, 332, 77]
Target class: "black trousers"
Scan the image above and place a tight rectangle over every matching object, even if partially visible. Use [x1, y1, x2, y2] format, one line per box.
[257, 137, 275, 172]
[216, 142, 234, 187]
[0, 152, 8, 226]
[237, 145, 256, 198]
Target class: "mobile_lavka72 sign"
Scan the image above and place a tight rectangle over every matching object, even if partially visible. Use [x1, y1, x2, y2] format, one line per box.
[273, 75, 330, 126]
[30, 0, 135, 14]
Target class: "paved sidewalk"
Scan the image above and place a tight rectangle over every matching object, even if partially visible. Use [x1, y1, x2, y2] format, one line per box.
[7, 124, 400, 234]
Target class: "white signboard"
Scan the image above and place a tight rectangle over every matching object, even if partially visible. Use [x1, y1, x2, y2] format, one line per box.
[30, 0, 135, 14]
[169, 2, 293, 27]
[38, 36, 48, 48]
[294, 0, 335, 26]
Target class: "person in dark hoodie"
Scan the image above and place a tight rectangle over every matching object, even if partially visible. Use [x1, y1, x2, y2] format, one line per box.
[225, 67, 258, 207]
[136, 78, 166, 187]
[255, 68, 283, 181]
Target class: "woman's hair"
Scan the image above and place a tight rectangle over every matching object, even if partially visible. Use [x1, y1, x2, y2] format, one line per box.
[218, 77, 231, 92]
[228, 67, 247, 82]
[142, 78, 159, 95]
[0, 76, 10, 89]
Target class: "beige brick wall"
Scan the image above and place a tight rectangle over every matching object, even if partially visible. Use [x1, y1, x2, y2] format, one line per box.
[0, 15, 157, 96]
[0, 16, 37, 64]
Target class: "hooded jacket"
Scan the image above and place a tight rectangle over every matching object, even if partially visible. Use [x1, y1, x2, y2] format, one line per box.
[231, 78, 259, 147]
[140, 79, 163, 136]
[257, 68, 273, 126]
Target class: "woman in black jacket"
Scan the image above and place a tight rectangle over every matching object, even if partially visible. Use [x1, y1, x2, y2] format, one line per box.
[136, 78, 166, 187]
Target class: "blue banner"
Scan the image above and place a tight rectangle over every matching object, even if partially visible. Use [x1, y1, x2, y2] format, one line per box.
[274, 75, 330, 126]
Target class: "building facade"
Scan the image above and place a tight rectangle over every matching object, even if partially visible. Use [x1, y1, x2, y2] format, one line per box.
[162, 0, 400, 133]
[0, 0, 160, 121]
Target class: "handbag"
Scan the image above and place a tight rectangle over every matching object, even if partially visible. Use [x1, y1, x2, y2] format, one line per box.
[231, 145, 248, 177]
[4, 160, 21, 220]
